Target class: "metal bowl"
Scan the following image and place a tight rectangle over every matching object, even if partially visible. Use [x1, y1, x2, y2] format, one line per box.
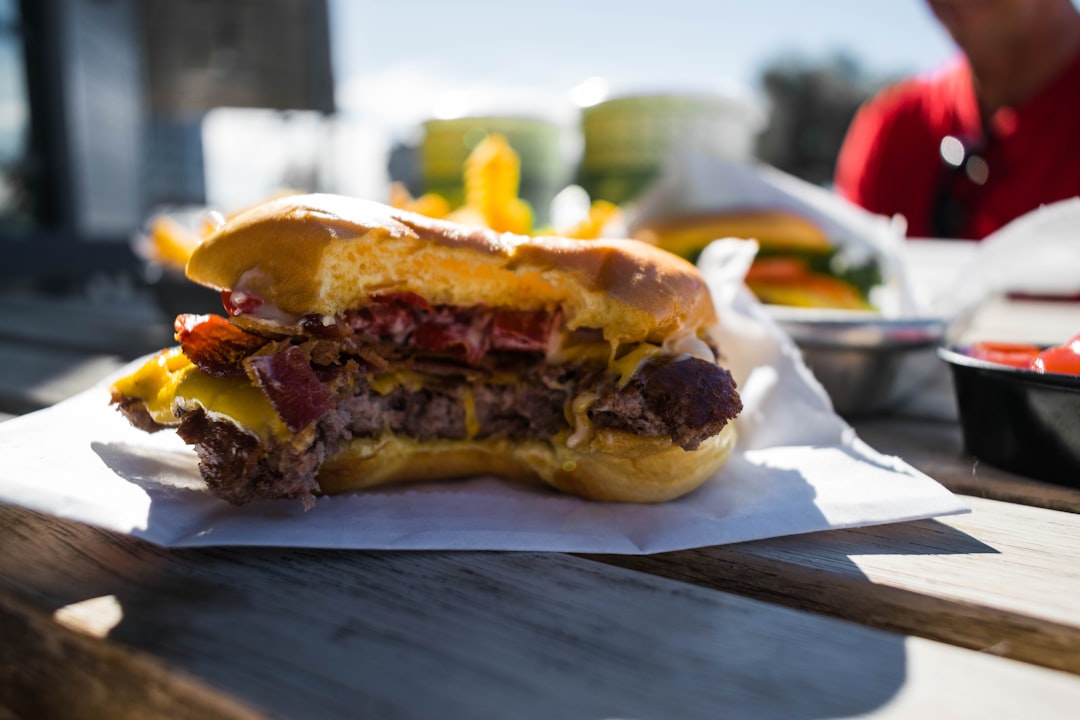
[939, 346, 1080, 487]
[772, 309, 947, 416]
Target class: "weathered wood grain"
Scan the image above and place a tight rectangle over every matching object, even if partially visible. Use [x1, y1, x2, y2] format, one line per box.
[0, 292, 173, 358]
[0, 340, 125, 415]
[852, 415, 1080, 514]
[0, 287, 168, 416]
[2, 503, 1080, 719]
[0, 586, 265, 720]
[593, 496, 1080, 676]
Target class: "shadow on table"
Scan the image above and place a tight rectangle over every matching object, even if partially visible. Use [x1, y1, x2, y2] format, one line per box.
[587, 514, 999, 717]
[74, 436, 995, 716]
[2, 500, 960, 720]
[3, 469, 1000, 719]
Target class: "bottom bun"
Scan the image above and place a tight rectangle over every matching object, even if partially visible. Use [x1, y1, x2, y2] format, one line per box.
[316, 424, 737, 503]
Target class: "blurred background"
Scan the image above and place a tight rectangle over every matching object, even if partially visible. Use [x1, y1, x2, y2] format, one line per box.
[0, 0, 958, 291]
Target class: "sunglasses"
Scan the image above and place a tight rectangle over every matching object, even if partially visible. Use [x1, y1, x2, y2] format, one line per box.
[929, 134, 990, 238]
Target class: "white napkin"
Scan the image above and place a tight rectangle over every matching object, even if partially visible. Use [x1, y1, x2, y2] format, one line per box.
[928, 197, 1080, 319]
[0, 239, 966, 553]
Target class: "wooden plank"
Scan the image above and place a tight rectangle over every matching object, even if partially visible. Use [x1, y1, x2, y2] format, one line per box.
[848, 293, 1080, 513]
[0, 586, 265, 720]
[0, 340, 125, 415]
[0, 293, 173, 358]
[852, 415, 1080, 514]
[594, 496, 1080, 676]
[2, 504, 1080, 719]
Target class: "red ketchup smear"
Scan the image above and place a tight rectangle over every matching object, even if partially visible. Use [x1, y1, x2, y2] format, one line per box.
[1031, 335, 1080, 375]
[967, 341, 1041, 369]
[222, 289, 263, 317]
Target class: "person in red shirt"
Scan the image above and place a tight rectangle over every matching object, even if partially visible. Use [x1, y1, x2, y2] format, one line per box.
[835, 0, 1080, 239]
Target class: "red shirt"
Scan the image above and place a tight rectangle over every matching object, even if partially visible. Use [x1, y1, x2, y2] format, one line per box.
[835, 49, 1080, 239]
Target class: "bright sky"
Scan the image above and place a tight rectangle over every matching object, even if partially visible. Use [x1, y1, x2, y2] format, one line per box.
[328, 0, 960, 133]
[208, 1, 964, 212]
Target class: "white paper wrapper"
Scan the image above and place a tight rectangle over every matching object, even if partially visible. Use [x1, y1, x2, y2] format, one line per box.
[629, 153, 917, 316]
[635, 154, 1080, 316]
[0, 239, 966, 553]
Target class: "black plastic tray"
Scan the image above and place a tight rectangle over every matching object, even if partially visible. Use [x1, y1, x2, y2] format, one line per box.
[939, 347, 1080, 487]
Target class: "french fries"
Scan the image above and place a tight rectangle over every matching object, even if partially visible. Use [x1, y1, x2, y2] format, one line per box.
[144, 214, 209, 270]
[558, 199, 621, 240]
[388, 182, 451, 219]
[396, 132, 621, 241]
[450, 133, 533, 235]
[145, 190, 306, 271]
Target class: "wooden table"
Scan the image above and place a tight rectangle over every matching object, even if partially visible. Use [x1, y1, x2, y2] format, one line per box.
[2, 288, 1079, 719]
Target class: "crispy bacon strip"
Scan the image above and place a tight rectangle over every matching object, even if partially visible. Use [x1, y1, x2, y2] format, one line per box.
[490, 309, 557, 352]
[413, 309, 491, 364]
[246, 346, 334, 432]
[347, 302, 416, 342]
[372, 291, 433, 312]
[347, 297, 558, 362]
[175, 314, 269, 377]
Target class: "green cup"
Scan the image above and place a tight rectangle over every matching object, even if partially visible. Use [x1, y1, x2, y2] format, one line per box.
[579, 93, 761, 205]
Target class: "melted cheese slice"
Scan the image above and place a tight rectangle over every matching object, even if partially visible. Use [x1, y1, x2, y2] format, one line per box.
[112, 348, 287, 441]
[111, 348, 194, 424]
[368, 370, 426, 396]
[175, 370, 287, 441]
[113, 334, 704, 446]
[610, 343, 664, 389]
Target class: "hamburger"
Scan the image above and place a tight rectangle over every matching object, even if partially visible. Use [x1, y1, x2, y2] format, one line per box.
[633, 209, 882, 310]
[110, 194, 742, 507]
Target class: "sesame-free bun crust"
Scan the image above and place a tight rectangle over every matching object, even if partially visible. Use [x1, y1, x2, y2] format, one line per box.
[187, 194, 717, 344]
[317, 424, 737, 503]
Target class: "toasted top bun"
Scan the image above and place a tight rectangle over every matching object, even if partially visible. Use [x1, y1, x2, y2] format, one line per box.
[186, 194, 717, 345]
